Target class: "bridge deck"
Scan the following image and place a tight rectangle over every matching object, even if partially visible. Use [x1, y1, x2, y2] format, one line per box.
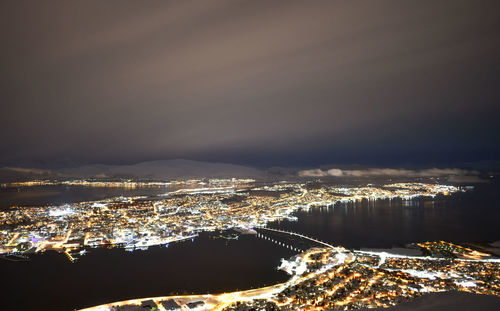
[258, 227, 334, 249]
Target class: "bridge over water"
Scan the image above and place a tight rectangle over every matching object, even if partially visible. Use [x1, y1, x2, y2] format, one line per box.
[256, 227, 334, 252]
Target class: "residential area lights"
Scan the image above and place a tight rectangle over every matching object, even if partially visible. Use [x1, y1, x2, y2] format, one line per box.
[0, 178, 256, 189]
[0, 181, 463, 259]
[82, 245, 500, 311]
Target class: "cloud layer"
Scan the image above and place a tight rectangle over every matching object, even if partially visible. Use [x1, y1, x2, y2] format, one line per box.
[0, 1, 499, 166]
[298, 168, 480, 179]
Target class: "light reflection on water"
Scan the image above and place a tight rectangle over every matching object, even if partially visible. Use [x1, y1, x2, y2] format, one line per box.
[268, 182, 500, 248]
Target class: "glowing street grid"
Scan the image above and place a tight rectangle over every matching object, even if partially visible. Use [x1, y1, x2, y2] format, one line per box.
[1, 182, 462, 259]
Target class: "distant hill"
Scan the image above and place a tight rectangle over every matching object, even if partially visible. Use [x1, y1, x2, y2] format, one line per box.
[58, 159, 264, 180]
[0, 167, 60, 183]
[1, 159, 265, 181]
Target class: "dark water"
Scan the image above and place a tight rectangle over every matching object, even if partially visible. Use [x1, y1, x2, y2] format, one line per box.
[268, 182, 500, 248]
[0, 233, 294, 311]
[0, 185, 167, 209]
[1, 182, 500, 310]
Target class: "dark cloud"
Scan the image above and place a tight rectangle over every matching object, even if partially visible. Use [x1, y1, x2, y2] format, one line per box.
[1, 0, 499, 167]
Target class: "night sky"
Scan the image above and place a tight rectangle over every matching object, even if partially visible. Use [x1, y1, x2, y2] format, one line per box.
[1, 0, 499, 168]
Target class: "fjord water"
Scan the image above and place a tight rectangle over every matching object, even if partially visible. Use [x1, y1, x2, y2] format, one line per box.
[267, 181, 500, 248]
[267, 181, 500, 249]
[0, 233, 295, 311]
[1, 181, 500, 311]
[0, 185, 167, 209]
